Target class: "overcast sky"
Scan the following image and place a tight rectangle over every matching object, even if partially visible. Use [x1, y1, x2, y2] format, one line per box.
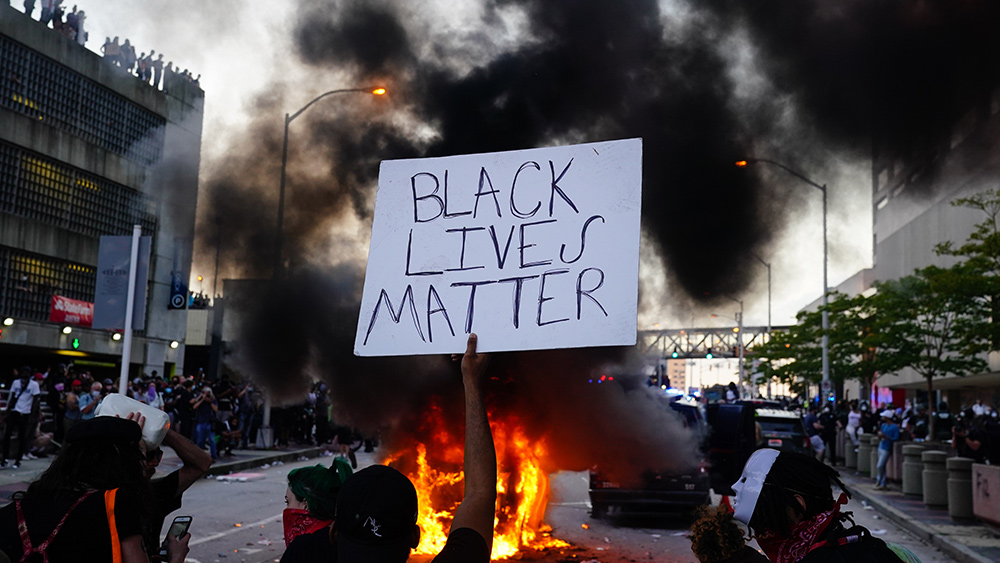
[39, 0, 874, 330]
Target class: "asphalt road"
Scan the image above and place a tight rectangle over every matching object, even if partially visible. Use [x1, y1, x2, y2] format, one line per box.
[176, 452, 956, 563]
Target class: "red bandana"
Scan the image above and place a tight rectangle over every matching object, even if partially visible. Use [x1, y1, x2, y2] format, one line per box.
[282, 508, 332, 547]
[755, 493, 848, 563]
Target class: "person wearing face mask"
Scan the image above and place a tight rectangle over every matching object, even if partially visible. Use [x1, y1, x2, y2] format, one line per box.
[731, 449, 910, 563]
[280, 459, 353, 562]
[79, 381, 103, 421]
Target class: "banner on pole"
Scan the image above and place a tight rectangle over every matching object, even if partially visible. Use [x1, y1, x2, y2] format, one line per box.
[92, 235, 152, 330]
[355, 138, 642, 356]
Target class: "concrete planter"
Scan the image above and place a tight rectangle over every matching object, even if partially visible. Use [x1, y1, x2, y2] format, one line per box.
[857, 434, 872, 475]
[901, 444, 925, 497]
[922, 450, 948, 508]
[947, 457, 974, 520]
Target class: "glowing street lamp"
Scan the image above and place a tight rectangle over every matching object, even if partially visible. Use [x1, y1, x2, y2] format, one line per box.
[274, 87, 388, 279]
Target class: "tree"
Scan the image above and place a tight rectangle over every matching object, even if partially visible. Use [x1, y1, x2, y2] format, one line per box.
[750, 308, 822, 397]
[936, 187, 1000, 349]
[874, 263, 990, 439]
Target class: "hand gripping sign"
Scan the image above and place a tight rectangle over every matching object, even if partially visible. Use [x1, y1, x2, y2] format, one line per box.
[355, 138, 642, 356]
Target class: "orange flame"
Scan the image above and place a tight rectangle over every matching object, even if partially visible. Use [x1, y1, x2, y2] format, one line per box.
[385, 405, 568, 560]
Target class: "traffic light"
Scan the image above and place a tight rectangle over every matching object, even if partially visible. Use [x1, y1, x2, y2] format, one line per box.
[706, 347, 714, 359]
[671, 348, 679, 358]
[72, 338, 80, 350]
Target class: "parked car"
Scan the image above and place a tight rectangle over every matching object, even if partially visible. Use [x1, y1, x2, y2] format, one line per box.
[589, 397, 711, 518]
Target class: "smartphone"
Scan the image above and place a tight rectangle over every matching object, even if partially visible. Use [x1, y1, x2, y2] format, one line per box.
[158, 515, 193, 557]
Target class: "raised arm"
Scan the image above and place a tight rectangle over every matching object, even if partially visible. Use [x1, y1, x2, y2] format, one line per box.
[449, 334, 496, 552]
[162, 428, 213, 493]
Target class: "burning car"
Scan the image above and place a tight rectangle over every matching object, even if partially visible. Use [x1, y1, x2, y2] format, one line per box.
[588, 396, 711, 518]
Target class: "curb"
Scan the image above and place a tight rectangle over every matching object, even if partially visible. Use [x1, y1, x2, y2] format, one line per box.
[203, 446, 330, 477]
[847, 483, 993, 563]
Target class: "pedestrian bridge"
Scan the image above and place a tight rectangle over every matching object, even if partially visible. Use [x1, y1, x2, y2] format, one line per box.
[638, 326, 790, 359]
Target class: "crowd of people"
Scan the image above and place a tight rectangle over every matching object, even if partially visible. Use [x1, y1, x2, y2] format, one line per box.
[0, 334, 495, 562]
[14, 0, 200, 92]
[17, 0, 87, 45]
[2, 363, 365, 466]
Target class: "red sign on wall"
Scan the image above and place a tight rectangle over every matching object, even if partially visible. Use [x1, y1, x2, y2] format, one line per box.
[49, 295, 94, 327]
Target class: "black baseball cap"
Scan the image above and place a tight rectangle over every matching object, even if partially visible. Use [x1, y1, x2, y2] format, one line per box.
[336, 465, 418, 562]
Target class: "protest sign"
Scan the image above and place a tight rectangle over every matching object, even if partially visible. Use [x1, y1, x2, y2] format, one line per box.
[355, 138, 642, 356]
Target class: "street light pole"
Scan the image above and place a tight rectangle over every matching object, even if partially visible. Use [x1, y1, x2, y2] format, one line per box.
[263, 87, 387, 448]
[737, 158, 829, 403]
[274, 87, 387, 279]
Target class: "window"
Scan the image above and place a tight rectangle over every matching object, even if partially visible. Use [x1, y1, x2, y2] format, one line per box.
[0, 35, 165, 165]
[0, 142, 158, 237]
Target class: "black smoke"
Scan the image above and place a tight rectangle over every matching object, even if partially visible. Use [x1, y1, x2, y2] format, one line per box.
[198, 0, 1000, 476]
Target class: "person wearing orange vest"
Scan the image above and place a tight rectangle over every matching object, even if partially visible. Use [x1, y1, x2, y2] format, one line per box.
[0, 416, 189, 562]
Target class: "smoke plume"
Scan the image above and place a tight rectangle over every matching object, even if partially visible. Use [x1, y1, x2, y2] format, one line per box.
[198, 0, 1000, 479]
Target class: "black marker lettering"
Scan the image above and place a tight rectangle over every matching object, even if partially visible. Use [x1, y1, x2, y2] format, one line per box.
[560, 215, 605, 264]
[411, 172, 444, 223]
[548, 159, 579, 217]
[445, 227, 486, 272]
[451, 280, 498, 333]
[362, 285, 426, 345]
[510, 161, 541, 219]
[519, 219, 557, 269]
[488, 225, 516, 269]
[405, 230, 443, 276]
[536, 268, 570, 326]
[443, 169, 472, 219]
[473, 167, 503, 219]
[426, 284, 456, 342]
[576, 268, 608, 320]
[498, 274, 539, 329]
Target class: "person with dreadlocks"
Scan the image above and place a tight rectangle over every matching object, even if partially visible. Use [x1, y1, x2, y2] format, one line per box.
[689, 505, 768, 563]
[279, 458, 353, 562]
[731, 449, 916, 563]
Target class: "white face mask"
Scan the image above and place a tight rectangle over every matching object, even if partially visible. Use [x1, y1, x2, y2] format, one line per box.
[92, 390, 101, 397]
[732, 448, 780, 525]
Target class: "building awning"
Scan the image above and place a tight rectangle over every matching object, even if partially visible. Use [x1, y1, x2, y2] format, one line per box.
[881, 370, 1000, 391]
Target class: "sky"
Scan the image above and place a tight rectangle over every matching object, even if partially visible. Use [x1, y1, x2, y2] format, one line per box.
[34, 0, 876, 331]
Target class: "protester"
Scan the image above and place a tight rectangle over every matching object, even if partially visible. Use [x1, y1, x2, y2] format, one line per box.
[334, 333, 495, 562]
[819, 405, 839, 463]
[192, 385, 218, 459]
[79, 380, 102, 421]
[803, 406, 825, 461]
[279, 459, 353, 562]
[875, 411, 900, 490]
[0, 416, 189, 562]
[2, 366, 42, 469]
[139, 420, 213, 560]
[63, 378, 84, 431]
[731, 449, 905, 562]
[689, 505, 768, 563]
[845, 402, 862, 446]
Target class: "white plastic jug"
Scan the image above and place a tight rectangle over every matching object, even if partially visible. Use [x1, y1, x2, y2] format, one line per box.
[95, 393, 171, 448]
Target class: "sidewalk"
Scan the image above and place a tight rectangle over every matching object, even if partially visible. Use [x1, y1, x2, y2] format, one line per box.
[837, 465, 1000, 563]
[0, 442, 332, 506]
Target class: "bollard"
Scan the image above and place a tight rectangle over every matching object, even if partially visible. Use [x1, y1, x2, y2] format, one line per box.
[857, 434, 872, 476]
[845, 438, 858, 469]
[902, 444, 926, 497]
[922, 450, 949, 508]
[869, 436, 881, 481]
[947, 457, 974, 519]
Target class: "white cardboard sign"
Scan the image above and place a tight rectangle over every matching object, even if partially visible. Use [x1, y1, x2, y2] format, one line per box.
[354, 138, 642, 356]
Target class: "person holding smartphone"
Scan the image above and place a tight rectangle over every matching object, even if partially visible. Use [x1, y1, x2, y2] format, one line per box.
[0, 416, 189, 562]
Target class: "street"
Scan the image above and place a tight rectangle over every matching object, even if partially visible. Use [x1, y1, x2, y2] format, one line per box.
[177, 450, 955, 563]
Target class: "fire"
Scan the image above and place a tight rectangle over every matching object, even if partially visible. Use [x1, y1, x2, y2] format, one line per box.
[385, 404, 568, 560]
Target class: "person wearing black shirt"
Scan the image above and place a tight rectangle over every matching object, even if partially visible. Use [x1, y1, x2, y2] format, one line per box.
[0, 416, 189, 562]
[334, 334, 495, 563]
[141, 426, 213, 560]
